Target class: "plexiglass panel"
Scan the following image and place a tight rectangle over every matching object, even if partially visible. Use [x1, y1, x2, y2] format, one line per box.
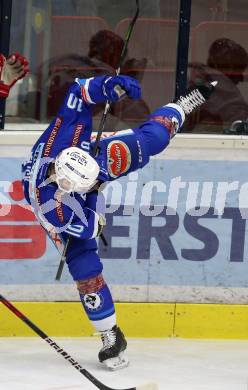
[8, 0, 179, 132]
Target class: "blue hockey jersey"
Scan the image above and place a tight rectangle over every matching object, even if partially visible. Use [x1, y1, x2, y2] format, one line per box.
[22, 76, 112, 259]
[22, 75, 183, 262]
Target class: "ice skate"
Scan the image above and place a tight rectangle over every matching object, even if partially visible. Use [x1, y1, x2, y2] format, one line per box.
[175, 80, 217, 115]
[98, 325, 129, 370]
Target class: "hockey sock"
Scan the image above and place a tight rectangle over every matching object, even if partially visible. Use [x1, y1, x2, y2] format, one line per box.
[77, 274, 116, 332]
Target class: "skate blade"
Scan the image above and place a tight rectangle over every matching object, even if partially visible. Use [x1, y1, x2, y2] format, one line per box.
[103, 352, 129, 371]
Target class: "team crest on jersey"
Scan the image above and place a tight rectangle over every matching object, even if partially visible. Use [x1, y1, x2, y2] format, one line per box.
[83, 292, 104, 312]
[107, 140, 131, 178]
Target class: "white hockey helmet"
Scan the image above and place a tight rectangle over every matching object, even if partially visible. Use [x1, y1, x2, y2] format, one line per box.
[54, 147, 100, 193]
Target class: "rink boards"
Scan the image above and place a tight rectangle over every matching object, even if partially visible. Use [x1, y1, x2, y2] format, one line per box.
[2, 301, 248, 338]
[1, 131, 248, 338]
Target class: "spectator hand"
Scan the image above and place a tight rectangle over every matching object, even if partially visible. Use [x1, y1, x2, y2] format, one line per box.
[103, 75, 141, 102]
[0, 53, 29, 98]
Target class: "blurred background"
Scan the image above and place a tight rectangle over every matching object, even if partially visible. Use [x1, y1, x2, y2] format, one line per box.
[5, 0, 248, 134]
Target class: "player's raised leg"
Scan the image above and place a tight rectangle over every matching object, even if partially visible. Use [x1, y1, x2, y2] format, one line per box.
[95, 80, 217, 183]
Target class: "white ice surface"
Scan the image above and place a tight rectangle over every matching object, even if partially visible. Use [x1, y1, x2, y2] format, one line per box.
[0, 338, 248, 390]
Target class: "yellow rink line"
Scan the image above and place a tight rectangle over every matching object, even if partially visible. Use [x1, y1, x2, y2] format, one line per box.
[1, 302, 248, 339]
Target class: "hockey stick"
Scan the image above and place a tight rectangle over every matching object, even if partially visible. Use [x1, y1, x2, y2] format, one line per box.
[55, 0, 139, 281]
[92, 0, 140, 156]
[0, 294, 158, 390]
[55, 235, 70, 281]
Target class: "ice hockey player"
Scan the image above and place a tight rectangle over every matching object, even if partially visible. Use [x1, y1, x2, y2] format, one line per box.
[0, 52, 29, 98]
[22, 74, 215, 370]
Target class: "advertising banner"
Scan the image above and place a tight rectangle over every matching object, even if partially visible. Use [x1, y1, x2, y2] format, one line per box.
[1, 145, 248, 302]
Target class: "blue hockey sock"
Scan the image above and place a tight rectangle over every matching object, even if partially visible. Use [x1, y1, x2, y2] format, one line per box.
[79, 281, 116, 332]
